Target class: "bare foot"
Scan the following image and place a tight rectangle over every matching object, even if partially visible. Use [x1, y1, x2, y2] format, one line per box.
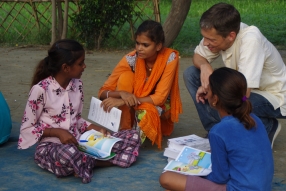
[74, 173, 79, 177]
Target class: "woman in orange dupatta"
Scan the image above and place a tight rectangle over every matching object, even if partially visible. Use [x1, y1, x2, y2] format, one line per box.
[98, 20, 182, 149]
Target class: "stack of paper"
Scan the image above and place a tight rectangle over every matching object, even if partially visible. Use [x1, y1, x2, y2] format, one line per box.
[163, 134, 210, 162]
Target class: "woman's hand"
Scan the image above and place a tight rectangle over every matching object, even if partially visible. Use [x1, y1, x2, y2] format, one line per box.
[119, 91, 140, 107]
[101, 97, 125, 112]
[196, 86, 207, 104]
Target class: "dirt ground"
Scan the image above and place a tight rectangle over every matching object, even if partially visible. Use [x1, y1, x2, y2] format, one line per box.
[0, 46, 285, 189]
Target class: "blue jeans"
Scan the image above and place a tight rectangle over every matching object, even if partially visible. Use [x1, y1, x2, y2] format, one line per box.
[183, 66, 285, 134]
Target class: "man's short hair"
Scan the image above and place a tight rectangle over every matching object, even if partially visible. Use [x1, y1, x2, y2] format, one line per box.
[200, 3, 241, 37]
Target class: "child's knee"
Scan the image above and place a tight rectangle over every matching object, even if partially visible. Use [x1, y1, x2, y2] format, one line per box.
[159, 172, 170, 187]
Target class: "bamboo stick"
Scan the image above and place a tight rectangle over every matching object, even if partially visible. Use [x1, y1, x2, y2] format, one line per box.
[51, 0, 56, 44]
[61, 0, 69, 39]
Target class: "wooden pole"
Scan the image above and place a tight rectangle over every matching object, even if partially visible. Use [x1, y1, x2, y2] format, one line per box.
[29, 0, 40, 29]
[61, 0, 69, 39]
[57, 0, 63, 39]
[51, 0, 56, 44]
[153, 0, 161, 22]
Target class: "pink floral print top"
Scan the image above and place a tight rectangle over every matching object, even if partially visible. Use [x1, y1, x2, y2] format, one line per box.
[18, 76, 90, 149]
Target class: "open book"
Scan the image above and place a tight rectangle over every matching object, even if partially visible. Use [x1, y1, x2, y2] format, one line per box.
[88, 97, 122, 132]
[163, 146, 212, 176]
[78, 129, 122, 160]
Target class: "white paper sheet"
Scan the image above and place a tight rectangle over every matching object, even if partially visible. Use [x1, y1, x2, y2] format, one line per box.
[88, 97, 122, 132]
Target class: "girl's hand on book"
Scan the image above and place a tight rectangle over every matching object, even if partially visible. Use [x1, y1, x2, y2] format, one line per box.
[99, 128, 111, 137]
[87, 124, 110, 137]
[53, 129, 78, 145]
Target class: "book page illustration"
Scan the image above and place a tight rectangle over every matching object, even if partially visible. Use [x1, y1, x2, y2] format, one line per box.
[164, 146, 212, 176]
[78, 129, 121, 159]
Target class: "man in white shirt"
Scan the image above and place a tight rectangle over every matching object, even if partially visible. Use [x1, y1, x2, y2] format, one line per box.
[183, 2, 286, 148]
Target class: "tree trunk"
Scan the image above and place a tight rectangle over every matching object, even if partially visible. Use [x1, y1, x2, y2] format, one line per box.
[163, 0, 192, 47]
[57, 0, 63, 39]
[61, 0, 69, 39]
[51, 0, 56, 45]
[97, 29, 105, 49]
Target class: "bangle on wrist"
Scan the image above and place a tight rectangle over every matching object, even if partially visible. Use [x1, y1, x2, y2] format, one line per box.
[106, 90, 110, 98]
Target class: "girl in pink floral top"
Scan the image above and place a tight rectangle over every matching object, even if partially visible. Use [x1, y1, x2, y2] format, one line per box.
[18, 39, 140, 183]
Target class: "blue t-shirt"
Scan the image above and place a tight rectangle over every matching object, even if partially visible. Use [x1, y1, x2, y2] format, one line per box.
[206, 114, 273, 191]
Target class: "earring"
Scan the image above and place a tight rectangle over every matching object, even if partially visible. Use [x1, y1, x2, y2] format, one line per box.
[212, 103, 216, 107]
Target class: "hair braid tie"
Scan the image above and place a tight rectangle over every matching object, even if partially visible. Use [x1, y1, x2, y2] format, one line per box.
[242, 96, 248, 102]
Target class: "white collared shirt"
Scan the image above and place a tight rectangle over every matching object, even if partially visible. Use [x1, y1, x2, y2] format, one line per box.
[195, 23, 286, 115]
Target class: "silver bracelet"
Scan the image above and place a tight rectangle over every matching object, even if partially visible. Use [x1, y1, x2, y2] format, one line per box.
[106, 90, 110, 98]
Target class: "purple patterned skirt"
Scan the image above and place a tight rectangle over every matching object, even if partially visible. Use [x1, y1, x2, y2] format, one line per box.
[34, 129, 140, 183]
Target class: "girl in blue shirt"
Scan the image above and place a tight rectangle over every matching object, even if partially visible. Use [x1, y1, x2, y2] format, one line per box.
[159, 67, 274, 191]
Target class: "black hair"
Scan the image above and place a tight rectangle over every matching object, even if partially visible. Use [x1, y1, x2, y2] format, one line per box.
[31, 39, 84, 87]
[200, 3, 241, 37]
[135, 20, 165, 45]
[209, 67, 255, 129]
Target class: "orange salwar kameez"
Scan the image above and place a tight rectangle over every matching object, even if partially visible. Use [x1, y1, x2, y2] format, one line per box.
[99, 48, 182, 148]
